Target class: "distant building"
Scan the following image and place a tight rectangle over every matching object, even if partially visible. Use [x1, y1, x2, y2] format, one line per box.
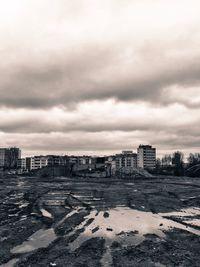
[94, 156, 106, 164]
[0, 148, 9, 168]
[78, 156, 93, 165]
[137, 145, 156, 169]
[0, 147, 21, 169]
[25, 157, 34, 171]
[115, 151, 137, 169]
[68, 156, 79, 164]
[32, 156, 48, 170]
[17, 158, 27, 171]
[25, 156, 48, 171]
[9, 148, 21, 168]
[47, 155, 69, 166]
[111, 151, 137, 175]
[68, 156, 94, 165]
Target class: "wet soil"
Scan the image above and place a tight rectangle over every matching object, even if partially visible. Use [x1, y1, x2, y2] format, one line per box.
[0, 176, 200, 266]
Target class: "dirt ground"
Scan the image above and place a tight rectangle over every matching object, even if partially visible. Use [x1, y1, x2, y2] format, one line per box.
[0, 175, 200, 267]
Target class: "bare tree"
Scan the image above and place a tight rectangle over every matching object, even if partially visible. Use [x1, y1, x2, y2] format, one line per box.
[187, 153, 200, 166]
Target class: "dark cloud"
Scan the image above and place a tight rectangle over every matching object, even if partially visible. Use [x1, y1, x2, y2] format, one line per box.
[1, 113, 199, 134]
[0, 45, 200, 109]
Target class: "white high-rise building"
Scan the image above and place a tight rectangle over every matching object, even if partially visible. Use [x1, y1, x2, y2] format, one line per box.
[137, 145, 156, 169]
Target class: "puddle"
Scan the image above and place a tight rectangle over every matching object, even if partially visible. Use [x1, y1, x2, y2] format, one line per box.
[181, 195, 200, 201]
[11, 228, 56, 254]
[17, 181, 25, 187]
[40, 208, 53, 219]
[68, 207, 200, 266]
[57, 210, 78, 227]
[183, 219, 200, 227]
[19, 203, 29, 208]
[161, 207, 200, 217]
[160, 207, 200, 227]
[0, 259, 19, 267]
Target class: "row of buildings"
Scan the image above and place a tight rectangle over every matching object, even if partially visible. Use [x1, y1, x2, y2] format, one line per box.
[18, 155, 107, 172]
[0, 145, 156, 173]
[112, 145, 156, 171]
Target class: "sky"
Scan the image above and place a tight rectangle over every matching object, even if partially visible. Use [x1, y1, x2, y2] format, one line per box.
[0, 0, 200, 158]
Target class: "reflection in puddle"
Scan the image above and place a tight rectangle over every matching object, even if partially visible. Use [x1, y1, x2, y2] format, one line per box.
[68, 207, 200, 266]
[11, 229, 56, 254]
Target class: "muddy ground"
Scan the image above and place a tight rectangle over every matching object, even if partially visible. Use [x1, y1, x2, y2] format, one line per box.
[0, 175, 200, 267]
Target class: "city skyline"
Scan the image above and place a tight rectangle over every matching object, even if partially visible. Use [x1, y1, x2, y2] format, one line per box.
[0, 1, 200, 157]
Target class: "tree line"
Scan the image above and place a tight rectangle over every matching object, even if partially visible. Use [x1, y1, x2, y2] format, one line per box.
[155, 152, 200, 177]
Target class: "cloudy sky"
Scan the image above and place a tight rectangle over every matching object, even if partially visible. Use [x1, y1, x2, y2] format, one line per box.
[0, 0, 200, 157]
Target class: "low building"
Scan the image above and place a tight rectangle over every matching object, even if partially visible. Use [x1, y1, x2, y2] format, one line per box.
[32, 156, 48, 170]
[78, 156, 93, 165]
[26, 156, 48, 171]
[111, 151, 137, 175]
[115, 151, 137, 169]
[137, 145, 156, 169]
[47, 155, 69, 166]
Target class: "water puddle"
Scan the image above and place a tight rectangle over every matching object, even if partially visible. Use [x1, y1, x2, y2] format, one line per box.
[161, 207, 200, 217]
[160, 207, 200, 227]
[11, 228, 56, 254]
[183, 219, 200, 227]
[181, 195, 200, 201]
[57, 209, 78, 227]
[68, 207, 200, 267]
[19, 203, 29, 208]
[17, 181, 25, 187]
[40, 208, 53, 219]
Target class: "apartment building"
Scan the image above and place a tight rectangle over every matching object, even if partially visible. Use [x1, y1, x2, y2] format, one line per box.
[0, 148, 8, 167]
[113, 151, 137, 170]
[33, 156, 48, 170]
[47, 155, 69, 166]
[137, 145, 156, 169]
[78, 156, 93, 165]
[0, 147, 21, 168]
[25, 156, 48, 171]
[17, 158, 26, 170]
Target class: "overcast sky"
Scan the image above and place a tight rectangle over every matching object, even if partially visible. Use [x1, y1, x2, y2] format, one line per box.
[0, 0, 200, 157]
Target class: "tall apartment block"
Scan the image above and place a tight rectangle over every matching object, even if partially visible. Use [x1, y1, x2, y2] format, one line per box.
[137, 145, 156, 169]
[0, 147, 21, 168]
